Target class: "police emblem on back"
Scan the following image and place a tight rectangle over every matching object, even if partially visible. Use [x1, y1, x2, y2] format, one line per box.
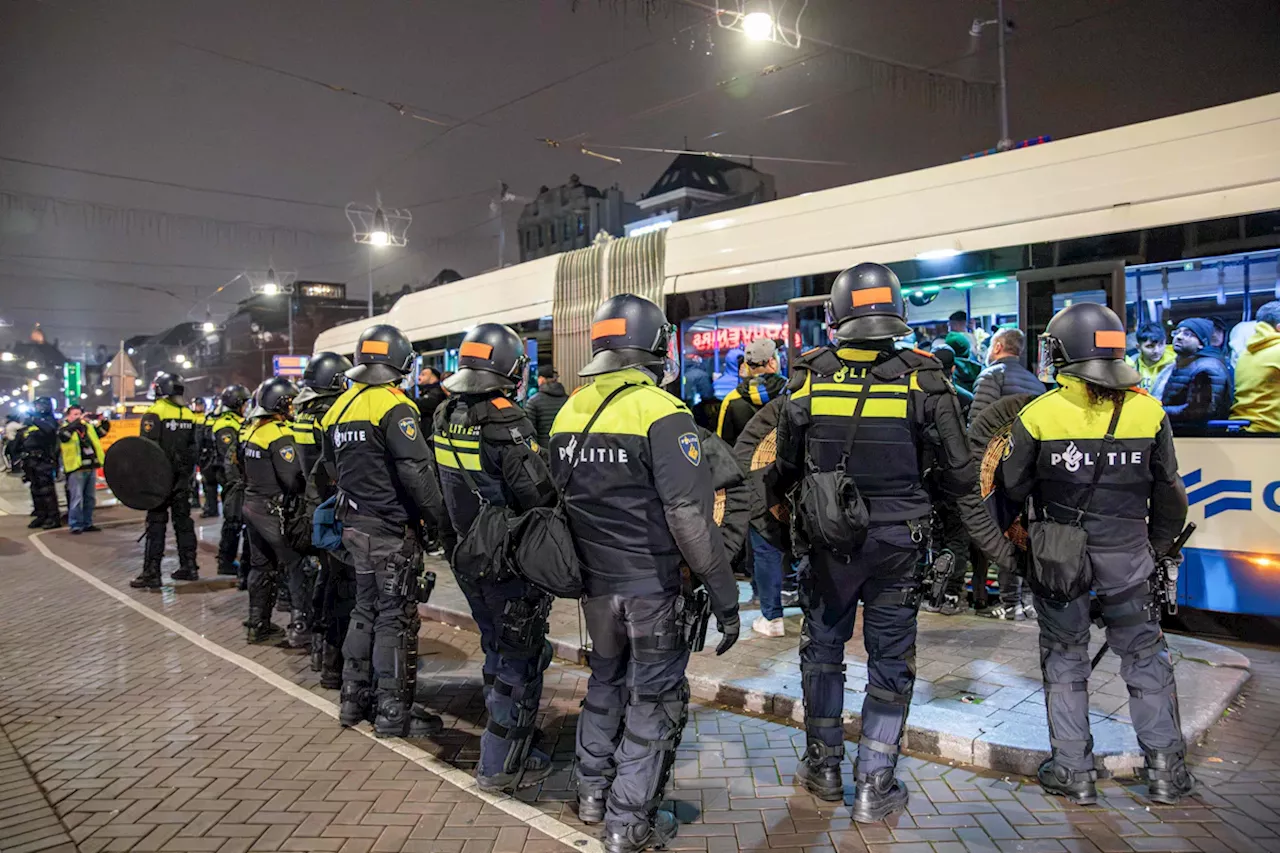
[398, 417, 417, 440]
[678, 432, 701, 466]
[280, 446, 295, 463]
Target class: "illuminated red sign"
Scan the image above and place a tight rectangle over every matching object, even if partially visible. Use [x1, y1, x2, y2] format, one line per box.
[689, 323, 788, 353]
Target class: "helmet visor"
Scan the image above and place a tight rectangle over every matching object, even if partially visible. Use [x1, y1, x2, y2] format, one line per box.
[1036, 334, 1062, 384]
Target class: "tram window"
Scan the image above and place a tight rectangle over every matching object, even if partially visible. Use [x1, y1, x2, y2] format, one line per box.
[1124, 250, 1280, 436]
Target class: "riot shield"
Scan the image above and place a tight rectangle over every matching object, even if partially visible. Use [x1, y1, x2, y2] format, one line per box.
[969, 394, 1037, 551]
[104, 436, 173, 510]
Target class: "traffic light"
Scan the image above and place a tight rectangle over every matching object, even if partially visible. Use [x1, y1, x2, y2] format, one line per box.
[63, 361, 82, 401]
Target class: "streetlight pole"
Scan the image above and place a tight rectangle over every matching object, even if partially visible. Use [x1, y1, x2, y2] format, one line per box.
[367, 249, 374, 318]
[287, 290, 294, 355]
[995, 0, 1010, 151]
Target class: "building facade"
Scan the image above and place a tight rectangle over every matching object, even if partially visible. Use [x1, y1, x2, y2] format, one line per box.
[517, 175, 632, 262]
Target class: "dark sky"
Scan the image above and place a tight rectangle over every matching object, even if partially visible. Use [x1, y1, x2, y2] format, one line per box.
[2, 0, 1278, 360]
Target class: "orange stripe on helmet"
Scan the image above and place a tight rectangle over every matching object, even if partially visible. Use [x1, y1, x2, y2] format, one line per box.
[361, 340, 389, 355]
[1094, 330, 1126, 349]
[851, 286, 894, 308]
[460, 341, 493, 359]
[592, 318, 627, 339]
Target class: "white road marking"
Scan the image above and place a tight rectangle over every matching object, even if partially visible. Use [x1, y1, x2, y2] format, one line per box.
[29, 529, 602, 853]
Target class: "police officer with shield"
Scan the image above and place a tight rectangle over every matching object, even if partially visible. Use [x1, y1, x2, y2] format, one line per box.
[999, 303, 1194, 805]
[212, 385, 252, 581]
[131, 373, 202, 588]
[434, 323, 558, 793]
[293, 352, 356, 688]
[774, 263, 987, 822]
[321, 324, 448, 738]
[550, 294, 740, 853]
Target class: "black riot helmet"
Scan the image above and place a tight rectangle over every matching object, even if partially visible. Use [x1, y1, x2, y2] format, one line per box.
[346, 324, 414, 385]
[296, 351, 353, 404]
[219, 384, 251, 414]
[246, 377, 299, 419]
[1038, 302, 1140, 390]
[579, 293, 673, 378]
[33, 396, 54, 417]
[152, 372, 185, 400]
[826, 262, 911, 342]
[443, 323, 528, 395]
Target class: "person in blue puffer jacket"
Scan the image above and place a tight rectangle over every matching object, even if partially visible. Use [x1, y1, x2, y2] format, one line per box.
[1160, 318, 1232, 423]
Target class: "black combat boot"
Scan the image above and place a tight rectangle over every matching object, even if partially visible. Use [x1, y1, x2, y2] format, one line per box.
[319, 645, 343, 690]
[216, 558, 239, 576]
[577, 788, 607, 824]
[852, 767, 910, 823]
[1145, 751, 1196, 805]
[477, 749, 554, 794]
[130, 562, 162, 590]
[310, 632, 325, 673]
[339, 683, 372, 727]
[1037, 758, 1098, 806]
[373, 694, 443, 739]
[247, 620, 284, 643]
[602, 809, 677, 853]
[286, 610, 312, 649]
[795, 741, 844, 801]
[172, 555, 199, 581]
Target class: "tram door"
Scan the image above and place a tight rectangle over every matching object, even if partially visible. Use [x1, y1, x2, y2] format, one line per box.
[785, 295, 831, 370]
[1018, 261, 1126, 376]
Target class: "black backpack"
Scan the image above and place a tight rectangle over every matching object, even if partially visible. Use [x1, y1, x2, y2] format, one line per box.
[437, 399, 517, 584]
[510, 384, 635, 598]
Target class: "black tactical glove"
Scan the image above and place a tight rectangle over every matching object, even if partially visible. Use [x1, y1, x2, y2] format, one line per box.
[715, 609, 740, 656]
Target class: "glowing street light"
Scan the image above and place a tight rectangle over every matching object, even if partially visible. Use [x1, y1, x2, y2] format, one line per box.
[742, 10, 774, 40]
[37, 373, 48, 382]
[369, 208, 390, 246]
[25, 360, 37, 369]
[202, 321, 216, 333]
[0, 352, 12, 362]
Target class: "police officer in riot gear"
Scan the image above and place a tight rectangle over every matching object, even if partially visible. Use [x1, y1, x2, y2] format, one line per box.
[774, 263, 985, 822]
[294, 352, 355, 688]
[551, 294, 740, 853]
[22, 397, 60, 529]
[212, 385, 252, 580]
[321, 323, 448, 738]
[191, 397, 219, 517]
[132, 372, 202, 588]
[241, 378, 309, 644]
[434, 323, 559, 792]
[999, 302, 1194, 805]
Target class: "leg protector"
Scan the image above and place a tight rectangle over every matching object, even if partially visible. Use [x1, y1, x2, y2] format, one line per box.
[1035, 595, 1095, 774]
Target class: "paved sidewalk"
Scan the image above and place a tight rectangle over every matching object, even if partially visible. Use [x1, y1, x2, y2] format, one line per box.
[417, 560, 1249, 777]
[3, 508, 1280, 852]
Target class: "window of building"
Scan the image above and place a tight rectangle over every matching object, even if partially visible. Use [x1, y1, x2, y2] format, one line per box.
[577, 214, 586, 236]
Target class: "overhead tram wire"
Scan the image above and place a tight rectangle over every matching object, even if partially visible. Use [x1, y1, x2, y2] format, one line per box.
[368, 9, 716, 186]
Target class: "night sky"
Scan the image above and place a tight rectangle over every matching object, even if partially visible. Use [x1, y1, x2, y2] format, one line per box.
[2, 0, 1277, 359]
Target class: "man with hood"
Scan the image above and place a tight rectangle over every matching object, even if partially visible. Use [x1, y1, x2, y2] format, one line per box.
[525, 363, 568, 447]
[1231, 300, 1280, 433]
[1160, 318, 1232, 423]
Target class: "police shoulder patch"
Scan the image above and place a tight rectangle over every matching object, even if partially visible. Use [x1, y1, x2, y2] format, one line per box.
[280, 445, 296, 463]
[142, 419, 154, 433]
[678, 432, 701, 466]
[221, 434, 232, 444]
[398, 416, 418, 440]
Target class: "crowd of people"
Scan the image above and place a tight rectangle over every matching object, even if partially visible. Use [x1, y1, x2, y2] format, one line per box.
[25, 263, 1217, 852]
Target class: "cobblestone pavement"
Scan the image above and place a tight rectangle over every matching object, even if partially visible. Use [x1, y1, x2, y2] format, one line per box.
[0, 507, 1278, 853]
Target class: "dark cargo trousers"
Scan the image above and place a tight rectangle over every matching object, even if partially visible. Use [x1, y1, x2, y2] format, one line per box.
[577, 593, 691, 836]
[143, 482, 198, 572]
[243, 503, 307, 629]
[341, 521, 421, 728]
[801, 525, 922, 780]
[1035, 583, 1184, 776]
[456, 574, 551, 778]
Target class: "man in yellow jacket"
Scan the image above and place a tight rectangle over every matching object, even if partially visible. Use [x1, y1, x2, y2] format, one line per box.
[59, 404, 109, 534]
[1231, 301, 1280, 434]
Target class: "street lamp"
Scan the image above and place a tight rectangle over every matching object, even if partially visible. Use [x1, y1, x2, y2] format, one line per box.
[347, 194, 412, 318]
[25, 361, 37, 369]
[0, 352, 12, 362]
[249, 266, 298, 355]
[970, 2, 1014, 151]
[37, 373, 48, 382]
[741, 10, 774, 40]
